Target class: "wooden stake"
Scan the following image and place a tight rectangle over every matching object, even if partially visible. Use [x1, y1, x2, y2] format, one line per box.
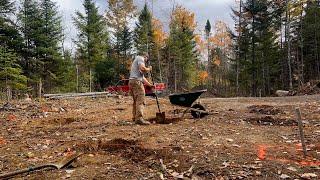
[295, 108, 307, 158]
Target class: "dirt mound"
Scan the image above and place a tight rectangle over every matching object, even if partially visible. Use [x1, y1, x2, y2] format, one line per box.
[75, 138, 188, 165]
[148, 117, 182, 124]
[248, 105, 283, 115]
[297, 81, 320, 95]
[244, 116, 297, 126]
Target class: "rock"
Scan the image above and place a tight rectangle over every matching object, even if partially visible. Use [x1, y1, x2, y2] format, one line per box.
[226, 138, 234, 142]
[300, 173, 317, 179]
[26, 152, 35, 158]
[280, 174, 290, 179]
[287, 166, 297, 172]
[66, 170, 75, 174]
[276, 90, 290, 97]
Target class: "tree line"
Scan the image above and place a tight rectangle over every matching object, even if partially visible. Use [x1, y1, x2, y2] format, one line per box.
[229, 0, 320, 96]
[0, 0, 204, 97]
[1, 0, 319, 98]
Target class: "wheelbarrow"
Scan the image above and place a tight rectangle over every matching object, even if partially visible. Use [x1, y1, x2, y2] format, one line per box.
[169, 89, 209, 119]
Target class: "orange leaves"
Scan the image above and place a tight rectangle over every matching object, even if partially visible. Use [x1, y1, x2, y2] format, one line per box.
[195, 34, 206, 53]
[171, 6, 197, 31]
[0, 137, 7, 145]
[209, 21, 232, 52]
[7, 114, 16, 121]
[198, 71, 209, 84]
[213, 56, 221, 66]
[152, 18, 167, 47]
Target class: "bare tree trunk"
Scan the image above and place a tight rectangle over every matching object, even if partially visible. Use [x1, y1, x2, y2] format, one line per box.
[251, 0, 257, 96]
[76, 64, 79, 92]
[236, 0, 242, 96]
[39, 78, 42, 99]
[286, 0, 293, 89]
[300, 2, 304, 85]
[157, 48, 163, 82]
[315, 12, 320, 79]
[89, 68, 92, 92]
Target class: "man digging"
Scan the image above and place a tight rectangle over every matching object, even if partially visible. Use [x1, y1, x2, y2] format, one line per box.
[129, 52, 153, 125]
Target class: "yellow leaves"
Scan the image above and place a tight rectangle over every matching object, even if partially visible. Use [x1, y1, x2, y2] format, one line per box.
[152, 18, 167, 47]
[196, 71, 209, 85]
[171, 6, 197, 31]
[209, 21, 231, 52]
[198, 71, 208, 84]
[195, 34, 206, 53]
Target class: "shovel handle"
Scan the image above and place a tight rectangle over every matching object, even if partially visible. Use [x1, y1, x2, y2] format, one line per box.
[0, 164, 56, 179]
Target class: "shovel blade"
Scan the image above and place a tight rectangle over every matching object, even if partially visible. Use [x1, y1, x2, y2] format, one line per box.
[156, 112, 166, 123]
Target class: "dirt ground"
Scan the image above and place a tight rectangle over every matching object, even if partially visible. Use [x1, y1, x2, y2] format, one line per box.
[0, 95, 319, 179]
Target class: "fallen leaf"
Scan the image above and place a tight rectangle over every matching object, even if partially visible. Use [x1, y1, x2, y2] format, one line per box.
[7, 114, 16, 121]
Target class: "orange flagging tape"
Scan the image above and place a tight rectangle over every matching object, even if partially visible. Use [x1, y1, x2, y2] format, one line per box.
[256, 144, 320, 166]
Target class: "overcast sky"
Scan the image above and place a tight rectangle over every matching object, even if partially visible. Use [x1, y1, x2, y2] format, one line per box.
[53, 0, 235, 51]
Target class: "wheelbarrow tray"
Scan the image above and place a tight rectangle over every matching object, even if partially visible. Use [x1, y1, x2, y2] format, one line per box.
[169, 90, 207, 107]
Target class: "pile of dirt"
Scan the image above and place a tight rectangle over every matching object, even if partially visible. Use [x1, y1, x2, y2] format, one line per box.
[75, 138, 188, 165]
[244, 116, 298, 126]
[248, 105, 283, 115]
[297, 81, 320, 95]
[148, 117, 182, 124]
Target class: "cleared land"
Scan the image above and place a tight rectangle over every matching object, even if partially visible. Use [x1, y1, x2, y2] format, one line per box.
[0, 95, 319, 179]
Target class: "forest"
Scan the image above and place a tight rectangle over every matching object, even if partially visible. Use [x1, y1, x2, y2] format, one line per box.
[1, 0, 320, 97]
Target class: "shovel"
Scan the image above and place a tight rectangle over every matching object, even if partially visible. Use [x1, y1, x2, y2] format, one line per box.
[149, 67, 166, 123]
[0, 153, 82, 179]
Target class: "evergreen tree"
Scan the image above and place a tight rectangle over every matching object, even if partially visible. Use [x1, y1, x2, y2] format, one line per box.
[105, 0, 136, 78]
[231, 0, 282, 96]
[73, 0, 109, 92]
[134, 4, 153, 55]
[114, 24, 132, 76]
[134, 4, 163, 81]
[0, 46, 27, 91]
[302, 0, 320, 81]
[0, 0, 23, 55]
[54, 50, 77, 93]
[18, 0, 43, 85]
[165, 6, 199, 91]
[37, 0, 64, 92]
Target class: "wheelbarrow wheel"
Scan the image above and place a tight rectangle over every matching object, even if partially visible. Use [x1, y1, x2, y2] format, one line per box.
[191, 104, 207, 119]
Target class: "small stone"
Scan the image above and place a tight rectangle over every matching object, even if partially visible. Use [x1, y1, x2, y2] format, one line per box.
[300, 173, 317, 179]
[280, 174, 290, 179]
[66, 170, 75, 174]
[226, 138, 234, 142]
[287, 166, 297, 172]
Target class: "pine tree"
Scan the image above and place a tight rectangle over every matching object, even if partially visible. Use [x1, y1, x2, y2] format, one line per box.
[134, 4, 153, 55]
[73, 0, 109, 92]
[165, 6, 199, 91]
[0, 0, 23, 54]
[302, 0, 320, 81]
[18, 0, 43, 85]
[105, 0, 136, 78]
[37, 0, 64, 92]
[0, 46, 27, 91]
[114, 24, 132, 76]
[231, 0, 282, 96]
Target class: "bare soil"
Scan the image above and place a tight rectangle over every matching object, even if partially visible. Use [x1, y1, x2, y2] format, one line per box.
[0, 95, 319, 179]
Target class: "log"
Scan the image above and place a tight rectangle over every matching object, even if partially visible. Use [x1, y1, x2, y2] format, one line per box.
[44, 92, 114, 99]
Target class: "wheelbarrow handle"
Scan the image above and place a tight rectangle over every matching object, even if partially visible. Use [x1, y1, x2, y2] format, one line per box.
[0, 164, 57, 179]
